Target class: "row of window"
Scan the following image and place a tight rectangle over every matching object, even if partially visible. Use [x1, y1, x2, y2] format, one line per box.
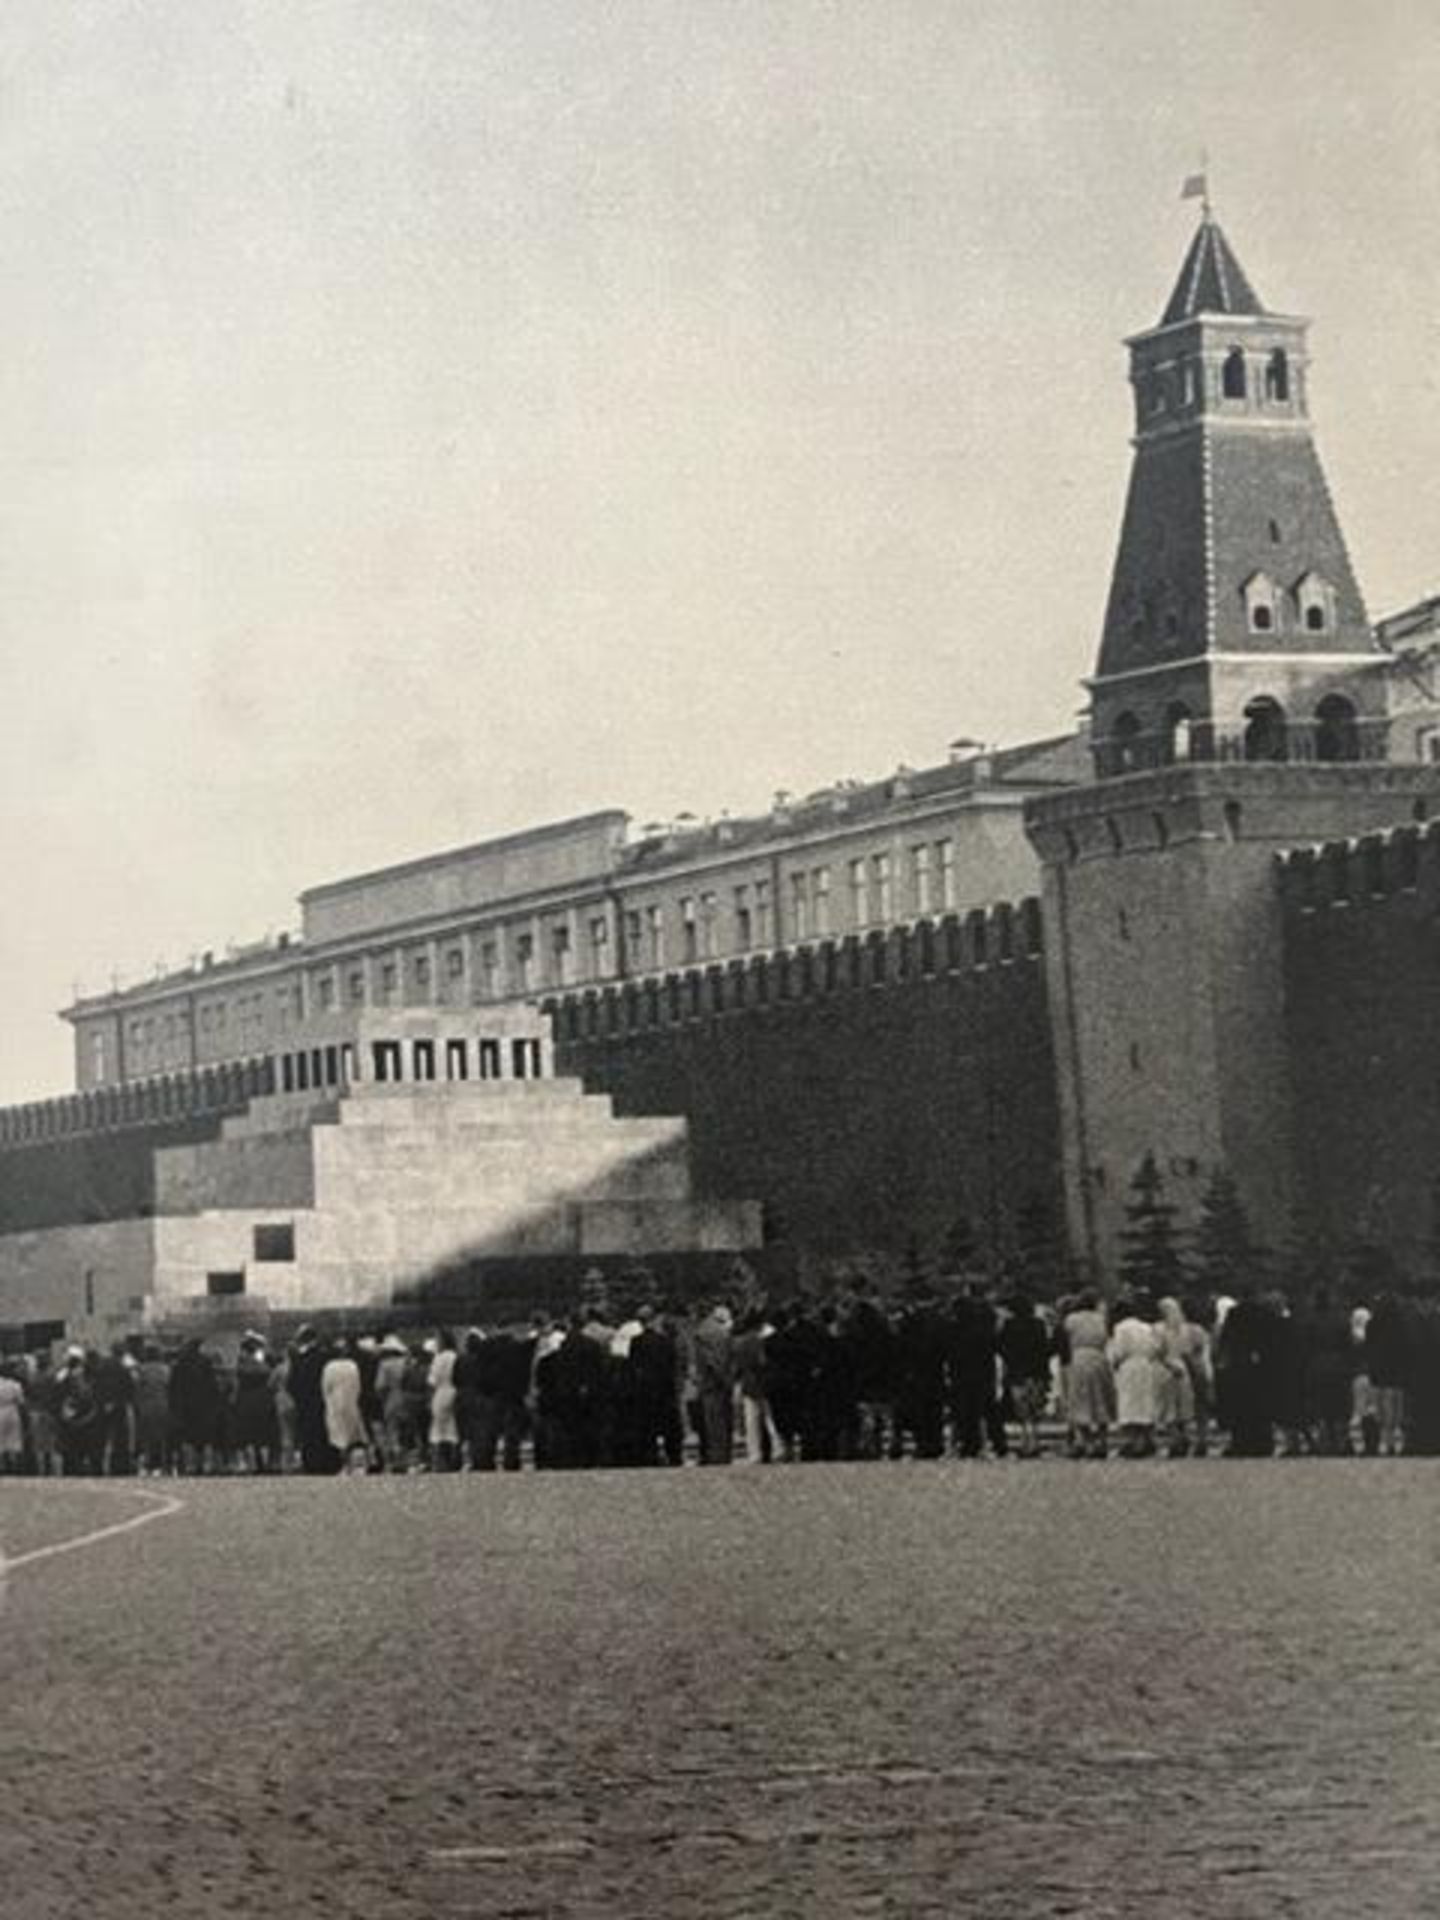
[1243, 570, 1334, 636]
[1142, 346, 1292, 420]
[1107, 692, 1364, 771]
[98, 838, 967, 1080]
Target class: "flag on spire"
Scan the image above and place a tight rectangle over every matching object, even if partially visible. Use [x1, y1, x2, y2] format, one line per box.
[1181, 172, 1208, 202]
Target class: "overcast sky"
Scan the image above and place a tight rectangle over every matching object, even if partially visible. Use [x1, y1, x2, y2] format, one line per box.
[4, 0, 1440, 1101]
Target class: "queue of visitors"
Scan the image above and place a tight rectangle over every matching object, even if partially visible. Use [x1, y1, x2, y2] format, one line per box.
[0, 1280, 1428, 1476]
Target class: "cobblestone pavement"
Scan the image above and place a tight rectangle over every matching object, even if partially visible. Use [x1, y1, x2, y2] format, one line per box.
[2, 1462, 1438, 1918]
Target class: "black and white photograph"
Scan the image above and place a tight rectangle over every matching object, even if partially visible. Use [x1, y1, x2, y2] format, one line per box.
[2, 3, 1439, 1915]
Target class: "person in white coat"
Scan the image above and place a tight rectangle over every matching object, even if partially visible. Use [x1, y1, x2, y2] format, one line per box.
[427, 1330, 460, 1472]
[321, 1338, 370, 1471]
[1108, 1304, 1161, 1457]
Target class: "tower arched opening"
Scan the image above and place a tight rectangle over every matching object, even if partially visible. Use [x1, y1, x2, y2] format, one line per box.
[1110, 710, 1143, 774]
[1314, 693, 1360, 763]
[1162, 702, 1194, 764]
[1243, 696, 1288, 763]
[1222, 347, 1247, 399]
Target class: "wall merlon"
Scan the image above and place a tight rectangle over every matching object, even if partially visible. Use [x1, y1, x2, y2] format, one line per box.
[1277, 818, 1440, 913]
[545, 900, 1044, 1045]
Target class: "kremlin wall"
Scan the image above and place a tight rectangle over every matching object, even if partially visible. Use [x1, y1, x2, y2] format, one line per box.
[6, 203, 1440, 1345]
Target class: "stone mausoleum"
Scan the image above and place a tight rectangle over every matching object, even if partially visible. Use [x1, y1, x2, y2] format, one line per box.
[0, 1007, 758, 1348]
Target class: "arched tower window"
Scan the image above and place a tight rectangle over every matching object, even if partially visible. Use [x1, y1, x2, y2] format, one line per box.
[1163, 702, 1193, 764]
[1264, 349, 1290, 402]
[1315, 693, 1360, 763]
[1243, 696, 1288, 763]
[1222, 347, 1247, 399]
[1110, 711, 1143, 774]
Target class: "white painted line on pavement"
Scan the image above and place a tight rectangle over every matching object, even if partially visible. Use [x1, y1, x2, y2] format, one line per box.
[1, 1483, 185, 1572]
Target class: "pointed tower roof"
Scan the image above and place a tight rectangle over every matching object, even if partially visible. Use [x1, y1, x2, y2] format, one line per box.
[1159, 218, 1265, 326]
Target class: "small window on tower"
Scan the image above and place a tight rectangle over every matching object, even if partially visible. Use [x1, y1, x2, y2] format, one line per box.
[1294, 572, 1334, 637]
[1265, 349, 1290, 402]
[1222, 347, 1247, 399]
[1242, 571, 1279, 635]
[1268, 519, 1282, 544]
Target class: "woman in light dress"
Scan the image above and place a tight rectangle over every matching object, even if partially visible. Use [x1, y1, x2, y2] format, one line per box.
[1154, 1297, 1213, 1457]
[427, 1330, 460, 1472]
[1108, 1301, 1161, 1457]
[321, 1337, 370, 1472]
[1060, 1293, 1114, 1458]
[0, 1365, 25, 1472]
[374, 1333, 412, 1472]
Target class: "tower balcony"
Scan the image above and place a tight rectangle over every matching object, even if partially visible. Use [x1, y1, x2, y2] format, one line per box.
[1094, 709, 1389, 781]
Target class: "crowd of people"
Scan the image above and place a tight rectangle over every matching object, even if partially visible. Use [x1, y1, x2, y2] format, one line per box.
[0, 1279, 1431, 1477]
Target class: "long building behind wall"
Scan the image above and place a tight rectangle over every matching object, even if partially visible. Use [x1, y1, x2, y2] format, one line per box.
[58, 735, 1087, 1092]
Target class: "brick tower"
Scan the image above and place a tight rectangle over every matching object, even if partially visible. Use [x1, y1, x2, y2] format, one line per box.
[1027, 203, 1440, 1285]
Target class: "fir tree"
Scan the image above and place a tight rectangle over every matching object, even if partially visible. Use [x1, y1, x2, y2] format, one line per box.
[1011, 1189, 1071, 1299]
[1116, 1151, 1188, 1300]
[1191, 1166, 1265, 1299]
[939, 1211, 981, 1277]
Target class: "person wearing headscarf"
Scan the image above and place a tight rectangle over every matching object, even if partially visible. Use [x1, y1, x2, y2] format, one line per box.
[1058, 1293, 1114, 1459]
[374, 1333, 411, 1472]
[1154, 1297, 1202, 1457]
[134, 1345, 174, 1476]
[233, 1334, 277, 1473]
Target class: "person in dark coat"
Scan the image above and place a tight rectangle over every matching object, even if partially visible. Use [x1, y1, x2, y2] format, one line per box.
[469, 1328, 534, 1472]
[93, 1339, 137, 1476]
[287, 1326, 337, 1475]
[168, 1340, 224, 1474]
[692, 1305, 736, 1466]
[809, 1305, 860, 1460]
[530, 1322, 566, 1471]
[547, 1319, 610, 1469]
[894, 1291, 949, 1460]
[453, 1330, 488, 1468]
[760, 1308, 810, 1463]
[626, 1305, 684, 1466]
[1296, 1286, 1354, 1455]
[233, 1335, 278, 1472]
[1402, 1299, 1440, 1456]
[998, 1297, 1053, 1457]
[946, 1284, 1005, 1459]
[1267, 1294, 1306, 1455]
[1216, 1292, 1277, 1457]
[55, 1349, 104, 1477]
[842, 1286, 897, 1460]
[1364, 1291, 1410, 1455]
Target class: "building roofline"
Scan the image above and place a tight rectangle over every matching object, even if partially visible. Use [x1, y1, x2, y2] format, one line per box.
[298, 809, 631, 904]
[1123, 310, 1308, 351]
